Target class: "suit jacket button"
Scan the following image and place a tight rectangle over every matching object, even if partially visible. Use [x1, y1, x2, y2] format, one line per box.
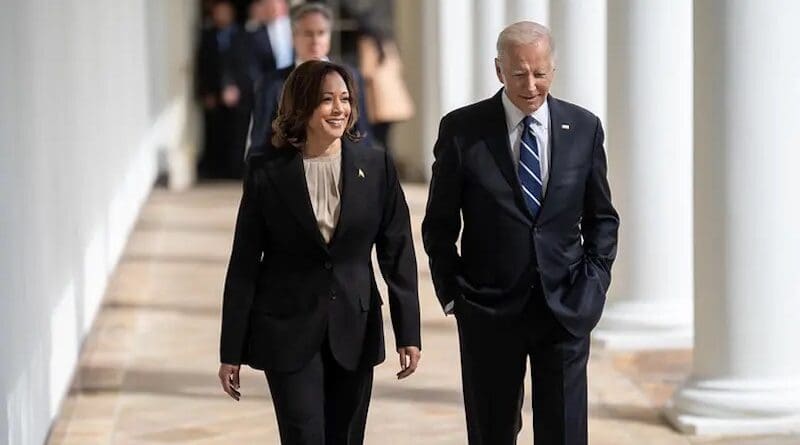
[324, 261, 332, 270]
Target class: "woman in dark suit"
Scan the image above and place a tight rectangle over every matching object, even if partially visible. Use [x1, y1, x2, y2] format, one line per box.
[217, 60, 421, 445]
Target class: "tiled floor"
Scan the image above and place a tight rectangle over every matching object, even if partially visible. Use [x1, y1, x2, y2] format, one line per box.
[47, 183, 799, 444]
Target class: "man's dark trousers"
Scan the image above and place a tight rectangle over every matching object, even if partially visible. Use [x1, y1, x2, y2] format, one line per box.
[455, 282, 590, 445]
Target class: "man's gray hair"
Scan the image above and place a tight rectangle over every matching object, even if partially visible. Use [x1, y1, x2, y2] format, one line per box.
[496, 21, 556, 61]
[290, 2, 333, 30]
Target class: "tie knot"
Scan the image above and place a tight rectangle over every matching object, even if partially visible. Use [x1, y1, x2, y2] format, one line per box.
[522, 115, 535, 128]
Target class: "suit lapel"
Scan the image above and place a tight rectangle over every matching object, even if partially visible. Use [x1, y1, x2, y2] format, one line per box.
[483, 91, 530, 216]
[538, 96, 572, 221]
[328, 140, 361, 247]
[266, 149, 329, 251]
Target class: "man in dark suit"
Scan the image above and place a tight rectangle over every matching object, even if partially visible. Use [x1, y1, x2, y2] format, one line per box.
[245, 0, 293, 83]
[247, 2, 373, 158]
[196, 0, 254, 179]
[422, 21, 619, 445]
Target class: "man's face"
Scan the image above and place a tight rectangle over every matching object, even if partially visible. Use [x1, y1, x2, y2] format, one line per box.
[212, 3, 235, 28]
[495, 40, 555, 114]
[293, 12, 331, 61]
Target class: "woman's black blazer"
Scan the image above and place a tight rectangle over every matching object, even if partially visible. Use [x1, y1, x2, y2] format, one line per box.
[220, 140, 421, 372]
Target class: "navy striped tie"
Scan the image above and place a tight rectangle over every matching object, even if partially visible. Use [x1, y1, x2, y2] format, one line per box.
[519, 115, 543, 217]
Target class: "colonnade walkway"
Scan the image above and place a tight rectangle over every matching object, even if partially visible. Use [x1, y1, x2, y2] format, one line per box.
[47, 183, 794, 445]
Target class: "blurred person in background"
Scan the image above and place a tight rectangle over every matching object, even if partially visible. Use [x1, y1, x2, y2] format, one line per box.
[196, 0, 253, 179]
[247, 2, 373, 158]
[200, 0, 216, 28]
[305, 0, 391, 65]
[244, 1, 262, 31]
[218, 61, 421, 444]
[246, 0, 293, 84]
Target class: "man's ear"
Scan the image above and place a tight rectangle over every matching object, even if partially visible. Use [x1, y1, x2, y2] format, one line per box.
[495, 58, 505, 85]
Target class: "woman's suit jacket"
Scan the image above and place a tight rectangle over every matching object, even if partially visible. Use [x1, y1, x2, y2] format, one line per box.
[220, 140, 421, 373]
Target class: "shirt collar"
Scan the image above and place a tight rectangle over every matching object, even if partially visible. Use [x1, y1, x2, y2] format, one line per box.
[501, 88, 550, 131]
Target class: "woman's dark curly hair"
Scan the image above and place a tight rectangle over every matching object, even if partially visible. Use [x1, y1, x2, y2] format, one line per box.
[271, 60, 363, 148]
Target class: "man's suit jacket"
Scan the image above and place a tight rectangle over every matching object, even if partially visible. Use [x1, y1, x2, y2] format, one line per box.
[220, 140, 421, 372]
[246, 24, 278, 84]
[422, 91, 619, 337]
[247, 64, 374, 157]
[196, 25, 254, 102]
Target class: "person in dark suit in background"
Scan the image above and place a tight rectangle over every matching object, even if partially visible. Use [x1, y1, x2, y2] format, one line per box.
[305, 0, 395, 66]
[245, 0, 293, 83]
[422, 21, 619, 445]
[218, 60, 421, 445]
[247, 2, 373, 158]
[196, 0, 254, 179]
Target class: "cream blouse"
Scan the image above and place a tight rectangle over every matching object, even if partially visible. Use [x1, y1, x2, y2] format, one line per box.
[303, 151, 342, 243]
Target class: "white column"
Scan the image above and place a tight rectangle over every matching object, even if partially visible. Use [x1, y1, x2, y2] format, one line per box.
[164, 0, 201, 191]
[549, 0, 607, 123]
[437, 0, 474, 115]
[427, 0, 474, 179]
[473, 0, 505, 100]
[666, 0, 800, 435]
[392, 0, 475, 181]
[506, 0, 549, 25]
[592, 0, 694, 349]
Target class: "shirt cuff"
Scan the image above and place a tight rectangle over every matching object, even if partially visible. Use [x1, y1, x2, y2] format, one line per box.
[444, 300, 455, 315]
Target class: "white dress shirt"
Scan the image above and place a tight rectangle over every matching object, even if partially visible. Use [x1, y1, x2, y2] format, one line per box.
[267, 15, 293, 69]
[443, 90, 552, 315]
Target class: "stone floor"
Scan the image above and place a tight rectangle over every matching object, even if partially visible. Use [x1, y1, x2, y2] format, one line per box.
[46, 183, 799, 445]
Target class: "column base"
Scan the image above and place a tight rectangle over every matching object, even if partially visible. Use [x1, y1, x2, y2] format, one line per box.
[665, 409, 800, 436]
[592, 300, 693, 350]
[666, 378, 800, 435]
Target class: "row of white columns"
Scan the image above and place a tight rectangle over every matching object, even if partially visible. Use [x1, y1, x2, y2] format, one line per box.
[402, 0, 800, 436]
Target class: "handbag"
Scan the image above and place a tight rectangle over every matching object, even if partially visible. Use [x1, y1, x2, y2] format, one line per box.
[357, 37, 415, 124]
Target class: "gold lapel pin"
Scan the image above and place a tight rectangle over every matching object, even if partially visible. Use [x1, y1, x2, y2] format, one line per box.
[561, 124, 570, 130]
[358, 168, 366, 178]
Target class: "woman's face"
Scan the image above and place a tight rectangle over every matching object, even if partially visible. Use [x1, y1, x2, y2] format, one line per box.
[307, 72, 351, 141]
